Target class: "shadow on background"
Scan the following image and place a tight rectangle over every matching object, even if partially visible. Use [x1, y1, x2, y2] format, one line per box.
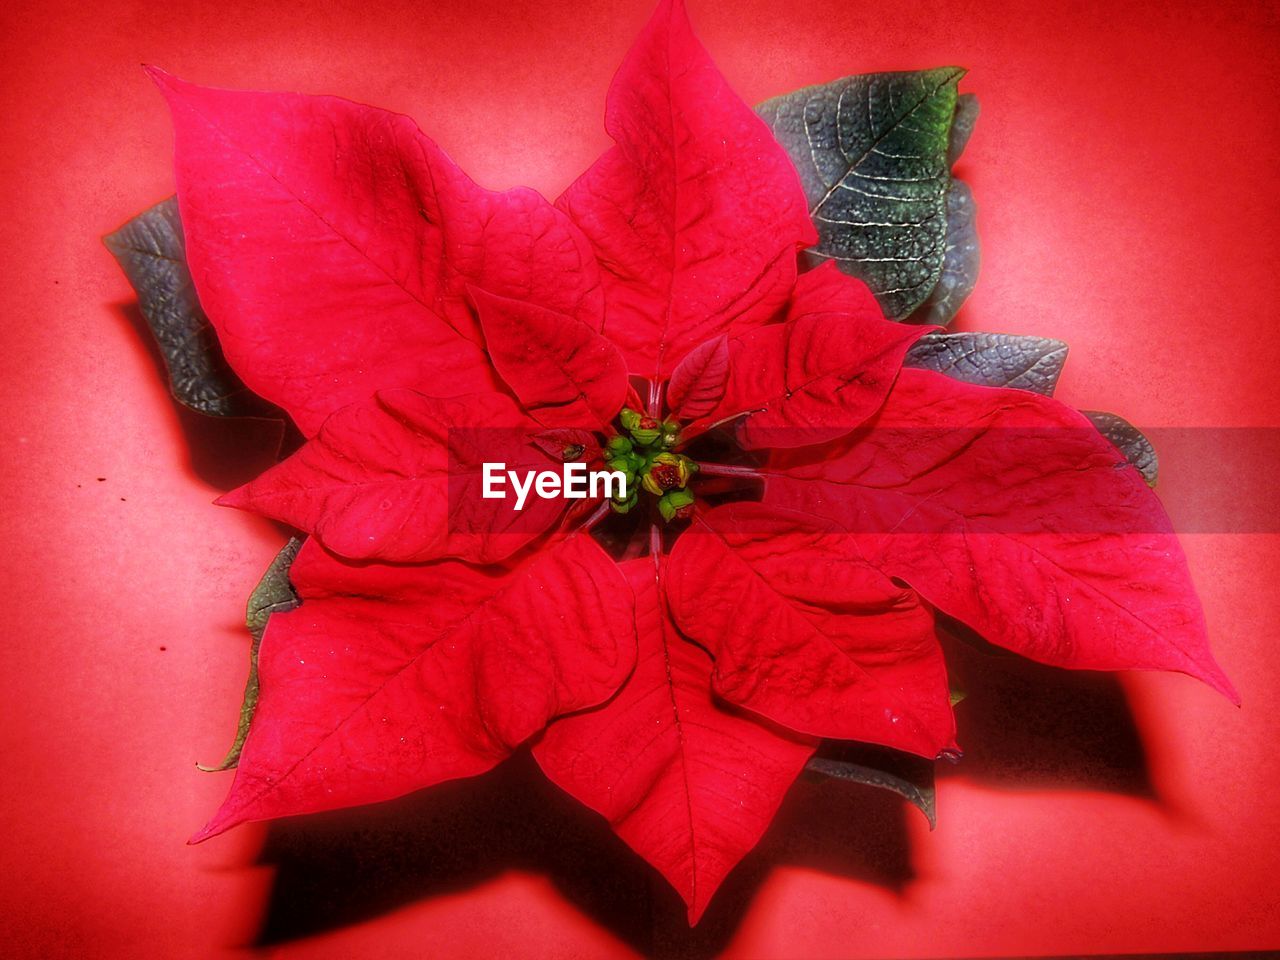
[113, 302, 292, 489]
[938, 620, 1153, 798]
[251, 751, 914, 959]
[247, 628, 1154, 956]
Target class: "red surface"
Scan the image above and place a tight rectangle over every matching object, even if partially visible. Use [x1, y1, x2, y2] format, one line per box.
[1, 0, 1277, 957]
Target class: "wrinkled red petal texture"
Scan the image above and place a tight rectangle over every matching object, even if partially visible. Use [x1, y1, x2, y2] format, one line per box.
[193, 533, 635, 843]
[779, 259, 880, 316]
[150, 69, 602, 435]
[666, 503, 957, 755]
[666, 335, 730, 420]
[764, 369, 1239, 702]
[218, 389, 566, 564]
[533, 558, 816, 924]
[470, 286, 629, 432]
[685, 264, 928, 448]
[556, 0, 817, 378]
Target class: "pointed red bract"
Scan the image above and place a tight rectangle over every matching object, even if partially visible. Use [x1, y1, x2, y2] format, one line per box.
[764, 369, 1239, 702]
[666, 503, 956, 755]
[219, 390, 566, 564]
[194, 533, 635, 842]
[666, 335, 730, 420]
[151, 69, 601, 435]
[471, 286, 629, 432]
[534, 558, 816, 924]
[557, 0, 816, 377]
[686, 264, 928, 448]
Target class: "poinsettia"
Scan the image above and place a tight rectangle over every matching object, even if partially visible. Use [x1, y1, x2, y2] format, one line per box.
[127, 0, 1235, 925]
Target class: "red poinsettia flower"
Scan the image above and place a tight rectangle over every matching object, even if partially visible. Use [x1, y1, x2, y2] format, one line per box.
[154, 0, 1235, 924]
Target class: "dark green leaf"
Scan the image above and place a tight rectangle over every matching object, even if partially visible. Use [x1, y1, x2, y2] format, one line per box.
[804, 742, 937, 828]
[758, 68, 964, 319]
[947, 92, 980, 166]
[1083, 411, 1159, 487]
[246, 538, 303, 643]
[905, 331, 1068, 395]
[198, 538, 302, 772]
[910, 179, 979, 326]
[104, 197, 268, 418]
[911, 94, 981, 326]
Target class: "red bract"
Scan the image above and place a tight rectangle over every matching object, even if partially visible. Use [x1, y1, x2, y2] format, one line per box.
[534, 558, 816, 924]
[682, 263, 929, 449]
[159, 0, 1236, 924]
[192, 533, 634, 843]
[666, 502, 956, 755]
[761, 369, 1239, 698]
[556, 0, 816, 378]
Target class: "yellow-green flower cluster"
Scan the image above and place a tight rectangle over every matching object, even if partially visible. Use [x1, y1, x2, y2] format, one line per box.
[608, 408, 698, 520]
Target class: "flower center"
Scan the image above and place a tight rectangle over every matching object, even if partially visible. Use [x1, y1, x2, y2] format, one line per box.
[607, 407, 698, 521]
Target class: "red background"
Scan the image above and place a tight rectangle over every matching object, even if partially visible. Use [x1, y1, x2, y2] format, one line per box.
[2, 0, 1278, 956]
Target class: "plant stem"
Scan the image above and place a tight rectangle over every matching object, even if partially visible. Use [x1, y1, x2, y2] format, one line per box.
[580, 500, 611, 531]
[646, 377, 662, 417]
[696, 462, 765, 480]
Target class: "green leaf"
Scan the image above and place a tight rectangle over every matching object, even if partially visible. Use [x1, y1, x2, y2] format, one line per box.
[198, 538, 302, 772]
[759, 68, 964, 320]
[1083, 411, 1160, 487]
[910, 179, 980, 326]
[804, 742, 937, 828]
[905, 331, 1069, 395]
[947, 92, 980, 166]
[914, 93, 981, 326]
[245, 538, 303, 643]
[104, 197, 269, 418]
